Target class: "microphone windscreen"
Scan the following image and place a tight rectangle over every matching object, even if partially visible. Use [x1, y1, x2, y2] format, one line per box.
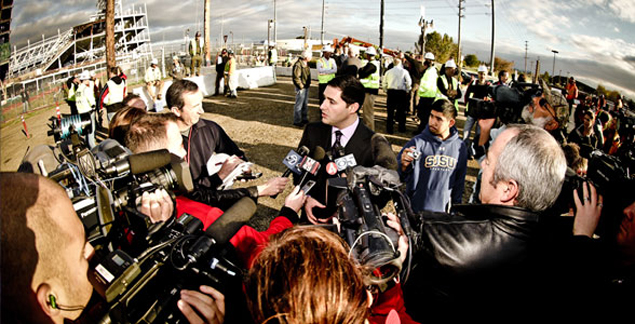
[205, 197, 257, 245]
[371, 134, 398, 171]
[128, 149, 171, 174]
[313, 146, 326, 161]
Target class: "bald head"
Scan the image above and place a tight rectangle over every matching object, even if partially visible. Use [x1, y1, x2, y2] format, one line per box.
[1, 172, 92, 323]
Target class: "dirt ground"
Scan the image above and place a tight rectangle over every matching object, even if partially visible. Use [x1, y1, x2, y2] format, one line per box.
[0, 76, 480, 229]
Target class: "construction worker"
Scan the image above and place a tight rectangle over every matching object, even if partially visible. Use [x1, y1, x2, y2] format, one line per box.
[190, 31, 204, 76]
[225, 50, 238, 98]
[75, 70, 97, 147]
[65, 75, 79, 115]
[415, 52, 438, 133]
[317, 45, 337, 106]
[268, 45, 278, 66]
[100, 66, 127, 121]
[436, 59, 462, 111]
[359, 46, 380, 131]
[145, 58, 164, 103]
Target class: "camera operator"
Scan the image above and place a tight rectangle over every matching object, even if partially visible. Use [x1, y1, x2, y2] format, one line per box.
[0, 172, 223, 324]
[125, 112, 308, 267]
[403, 124, 568, 320]
[167, 79, 288, 197]
[126, 113, 289, 211]
[295, 74, 398, 224]
[245, 222, 418, 324]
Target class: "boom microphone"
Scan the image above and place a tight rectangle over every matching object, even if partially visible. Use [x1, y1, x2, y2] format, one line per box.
[103, 149, 172, 176]
[371, 134, 398, 171]
[204, 197, 257, 245]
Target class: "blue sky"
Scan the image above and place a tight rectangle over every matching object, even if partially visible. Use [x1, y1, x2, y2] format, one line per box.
[10, 0, 635, 98]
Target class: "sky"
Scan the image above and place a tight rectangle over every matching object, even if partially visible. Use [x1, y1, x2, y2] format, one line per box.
[9, 0, 635, 98]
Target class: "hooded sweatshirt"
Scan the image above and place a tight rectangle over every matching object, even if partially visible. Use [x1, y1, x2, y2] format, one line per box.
[398, 125, 467, 213]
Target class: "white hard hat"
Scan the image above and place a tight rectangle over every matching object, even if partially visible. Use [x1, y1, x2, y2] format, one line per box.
[365, 46, 377, 56]
[301, 50, 312, 59]
[173, 55, 179, 60]
[424, 52, 435, 60]
[151, 58, 158, 65]
[79, 70, 91, 80]
[477, 65, 488, 73]
[322, 46, 334, 53]
[90, 70, 96, 77]
[445, 59, 457, 69]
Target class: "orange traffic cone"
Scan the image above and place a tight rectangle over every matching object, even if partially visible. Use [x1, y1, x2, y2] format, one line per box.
[55, 101, 61, 121]
[21, 114, 30, 138]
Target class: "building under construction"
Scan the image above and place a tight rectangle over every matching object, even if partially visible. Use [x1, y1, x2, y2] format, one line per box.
[8, 0, 152, 82]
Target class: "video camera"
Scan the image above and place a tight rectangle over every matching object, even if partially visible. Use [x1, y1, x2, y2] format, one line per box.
[327, 165, 416, 290]
[85, 197, 256, 324]
[467, 83, 540, 123]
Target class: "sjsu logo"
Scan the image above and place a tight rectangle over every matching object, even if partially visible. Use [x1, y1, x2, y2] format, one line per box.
[424, 155, 456, 169]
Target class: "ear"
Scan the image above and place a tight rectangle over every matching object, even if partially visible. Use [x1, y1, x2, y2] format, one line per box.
[448, 118, 456, 128]
[349, 102, 360, 115]
[170, 107, 181, 117]
[500, 179, 519, 204]
[36, 283, 60, 318]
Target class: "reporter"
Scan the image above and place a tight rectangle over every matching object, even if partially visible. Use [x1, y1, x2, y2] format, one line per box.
[244, 225, 417, 324]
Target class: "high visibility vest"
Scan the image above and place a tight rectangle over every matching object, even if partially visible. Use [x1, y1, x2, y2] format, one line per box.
[76, 83, 95, 114]
[437, 75, 459, 110]
[360, 60, 380, 89]
[190, 39, 204, 56]
[418, 66, 438, 98]
[66, 83, 76, 102]
[105, 79, 126, 105]
[269, 48, 278, 64]
[225, 57, 236, 75]
[317, 57, 336, 84]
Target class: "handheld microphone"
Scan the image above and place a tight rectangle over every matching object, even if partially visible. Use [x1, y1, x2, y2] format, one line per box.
[272, 146, 310, 199]
[334, 154, 357, 173]
[297, 146, 325, 186]
[204, 197, 257, 245]
[371, 133, 398, 171]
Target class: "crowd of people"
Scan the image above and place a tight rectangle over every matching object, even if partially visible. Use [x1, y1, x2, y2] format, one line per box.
[2, 39, 635, 324]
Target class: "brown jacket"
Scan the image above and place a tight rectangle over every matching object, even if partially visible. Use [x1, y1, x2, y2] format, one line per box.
[292, 59, 311, 89]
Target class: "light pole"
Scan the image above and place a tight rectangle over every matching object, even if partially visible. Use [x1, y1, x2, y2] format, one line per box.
[551, 49, 558, 83]
[230, 31, 234, 46]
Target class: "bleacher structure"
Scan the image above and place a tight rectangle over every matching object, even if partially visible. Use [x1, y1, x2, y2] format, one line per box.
[8, 0, 153, 80]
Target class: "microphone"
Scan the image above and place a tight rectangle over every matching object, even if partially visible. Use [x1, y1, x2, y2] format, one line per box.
[104, 149, 172, 176]
[371, 133, 398, 171]
[205, 197, 257, 245]
[272, 146, 311, 199]
[281, 146, 310, 177]
[296, 146, 325, 186]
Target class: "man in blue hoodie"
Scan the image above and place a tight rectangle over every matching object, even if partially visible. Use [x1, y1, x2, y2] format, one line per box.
[398, 98, 467, 213]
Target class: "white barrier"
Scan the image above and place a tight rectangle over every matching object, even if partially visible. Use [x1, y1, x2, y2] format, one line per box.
[132, 66, 277, 110]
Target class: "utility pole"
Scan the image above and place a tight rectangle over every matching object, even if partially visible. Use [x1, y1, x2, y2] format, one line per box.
[320, 0, 325, 45]
[418, 6, 433, 61]
[534, 58, 541, 84]
[524, 40, 528, 74]
[551, 49, 559, 83]
[303, 26, 309, 50]
[204, 0, 211, 66]
[105, 0, 115, 75]
[489, 0, 496, 76]
[457, 0, 465, 75]
[273, 0, 277, 44]
[380, 0, 385, 50]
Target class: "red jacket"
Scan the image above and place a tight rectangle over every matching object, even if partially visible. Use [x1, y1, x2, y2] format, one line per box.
[175, 196, 295, 268]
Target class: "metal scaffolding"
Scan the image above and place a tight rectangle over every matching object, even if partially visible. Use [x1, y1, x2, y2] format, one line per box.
[8, 0, 153, 80]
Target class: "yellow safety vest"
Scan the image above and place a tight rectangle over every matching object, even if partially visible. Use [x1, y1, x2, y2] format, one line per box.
[360, 60, 380, 89]
[437, 75, 459, 110]
[105, 79, 126, 105]
[418, 67, 438, 98]
[225, 57, 236, 75]
[317, 57, 336, 84]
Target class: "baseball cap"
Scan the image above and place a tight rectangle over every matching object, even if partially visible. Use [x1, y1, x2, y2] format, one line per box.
[539, 79, 569, 127]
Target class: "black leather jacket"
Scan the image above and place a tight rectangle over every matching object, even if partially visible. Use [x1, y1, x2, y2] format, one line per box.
[404, 203, 547, 320]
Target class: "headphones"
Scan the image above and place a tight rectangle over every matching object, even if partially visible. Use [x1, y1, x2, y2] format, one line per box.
[47, 295, 85, 312]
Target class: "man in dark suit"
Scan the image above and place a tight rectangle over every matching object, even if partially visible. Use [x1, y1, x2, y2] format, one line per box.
[296, 75, 393, 224]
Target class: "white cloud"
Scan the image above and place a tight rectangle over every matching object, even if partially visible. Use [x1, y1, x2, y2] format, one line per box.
[609, 0, 635, 23]
[615, 27, 620, 32]
[569, 34, 635, 71]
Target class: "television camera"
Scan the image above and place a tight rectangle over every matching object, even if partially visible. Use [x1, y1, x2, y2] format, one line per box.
[327, 165, 417, 290]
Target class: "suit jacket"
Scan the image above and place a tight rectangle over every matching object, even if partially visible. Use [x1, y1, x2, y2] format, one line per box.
[295, 120, 376, 218]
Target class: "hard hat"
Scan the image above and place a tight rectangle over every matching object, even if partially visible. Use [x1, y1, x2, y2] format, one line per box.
[79, 70, 91, 80]
[301, 50, 312, 59]
[365, 46, 377, 56]
[173, 55, 179, 60]
[424, 52, 435, 60]
[322, 46, 334, 53]
[477, 65, 488, 73]
[90, 70, 96, 77]
[445, 59, 457, 69]
[151, 58, 158, 65]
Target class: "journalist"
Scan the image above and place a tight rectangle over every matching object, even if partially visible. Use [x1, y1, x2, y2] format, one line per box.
[403, 124, 568, 320]
[0, 172, 222, 324]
